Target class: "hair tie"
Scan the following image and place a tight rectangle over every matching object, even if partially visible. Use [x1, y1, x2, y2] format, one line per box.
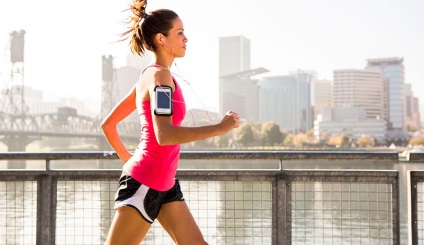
[138, 13, 148, 28]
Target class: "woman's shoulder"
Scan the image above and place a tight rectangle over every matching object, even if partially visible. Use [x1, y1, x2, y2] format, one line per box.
[142, 66, 174, 87]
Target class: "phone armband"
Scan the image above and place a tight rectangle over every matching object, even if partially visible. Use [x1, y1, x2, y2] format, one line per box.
[152, 85, 173, 116]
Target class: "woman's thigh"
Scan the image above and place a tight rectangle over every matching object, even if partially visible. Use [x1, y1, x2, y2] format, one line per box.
[157, 201, 208, 245]
[105, 206, 151, 245]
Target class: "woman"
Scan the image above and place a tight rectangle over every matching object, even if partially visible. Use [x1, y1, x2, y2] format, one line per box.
[100, 0, 240, 244]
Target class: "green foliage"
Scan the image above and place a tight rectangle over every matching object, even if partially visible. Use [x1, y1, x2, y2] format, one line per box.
[213, 134, 230, 148]
[261, 121, 285, 146]
[233, 122, 255, 146]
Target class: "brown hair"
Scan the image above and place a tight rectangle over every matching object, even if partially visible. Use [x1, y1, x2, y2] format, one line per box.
[120, 0, 179, 56]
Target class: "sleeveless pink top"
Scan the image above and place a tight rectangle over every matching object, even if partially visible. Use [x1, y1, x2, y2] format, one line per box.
[123, 66, 186, 191]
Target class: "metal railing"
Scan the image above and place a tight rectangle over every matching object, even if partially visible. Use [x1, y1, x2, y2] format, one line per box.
[1, 150, 424, 245]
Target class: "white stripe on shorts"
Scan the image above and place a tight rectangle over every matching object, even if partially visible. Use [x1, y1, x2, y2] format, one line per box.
[114, 184, 153, 223]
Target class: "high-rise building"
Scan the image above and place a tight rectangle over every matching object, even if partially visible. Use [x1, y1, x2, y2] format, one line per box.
[314, 107, 387, 144]
[420, 105, 424, 125]
[333, 69, 387, 121]
[220, 68, 267, 121]
[366, 57, 405, 130]
[405, 83, 421, 130]
[219, 36, 251, 77]
[311, 79, 332, 121]
[219, 36, 252, 117]
[258, 71, 312, 133]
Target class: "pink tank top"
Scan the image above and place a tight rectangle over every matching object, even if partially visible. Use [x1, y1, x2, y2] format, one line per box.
[123, 65, 186, 191]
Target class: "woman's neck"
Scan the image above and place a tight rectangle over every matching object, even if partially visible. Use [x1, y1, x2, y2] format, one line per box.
[153, 54, 174, 69]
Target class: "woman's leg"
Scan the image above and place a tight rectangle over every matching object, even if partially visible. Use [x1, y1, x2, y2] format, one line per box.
[157, 201, 208, 245]
[105, 206, 151, 245]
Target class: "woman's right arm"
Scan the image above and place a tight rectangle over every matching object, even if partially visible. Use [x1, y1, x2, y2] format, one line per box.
[100, 85, 137, 163]
[148, 69, 240, 145]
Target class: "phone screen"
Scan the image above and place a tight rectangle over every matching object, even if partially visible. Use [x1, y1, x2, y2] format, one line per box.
[154, 86, 172, 115]
[157, 91, 171, 109]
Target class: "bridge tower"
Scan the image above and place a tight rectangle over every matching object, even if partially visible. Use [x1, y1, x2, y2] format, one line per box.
[100, 55, 118, 119]
[1, 30, 28, 116]
[99, 55, 118, 151]
[0, 30, 37, 168]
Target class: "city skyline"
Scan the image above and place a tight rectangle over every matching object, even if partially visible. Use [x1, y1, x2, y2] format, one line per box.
[1, 0, 423, 119]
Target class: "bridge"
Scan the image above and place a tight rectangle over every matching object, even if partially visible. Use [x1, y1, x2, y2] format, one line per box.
[1, 30, 132, 153]
[0, 108, 140, 152]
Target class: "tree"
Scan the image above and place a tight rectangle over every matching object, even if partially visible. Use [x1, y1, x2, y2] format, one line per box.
[356, 135, 375, 147]
[318, 133, 330, 146]
[250, 122, 263, 146]
[234, 122, 254, 147]
[213, 134, 230, 148]
[261, 122, 284, 146]
[283, 134, 294, 146]
[409, 136, 424, 146]
[293, 133, 308, 147]
[188, 119, 213, 149]
[190, 138, 212, 149]
[327, 134, 350, 147]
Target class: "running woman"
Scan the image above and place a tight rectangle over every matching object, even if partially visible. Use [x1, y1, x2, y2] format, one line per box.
[100, 0, 240, 244]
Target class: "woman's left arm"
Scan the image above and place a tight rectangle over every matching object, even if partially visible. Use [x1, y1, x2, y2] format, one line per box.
[100, 85, 137, 163]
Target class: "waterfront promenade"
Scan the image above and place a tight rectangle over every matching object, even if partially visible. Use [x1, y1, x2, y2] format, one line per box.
[1, 150, 424, 244]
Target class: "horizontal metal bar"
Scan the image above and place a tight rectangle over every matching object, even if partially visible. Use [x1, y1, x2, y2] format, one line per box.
[1, 150, 418, 161]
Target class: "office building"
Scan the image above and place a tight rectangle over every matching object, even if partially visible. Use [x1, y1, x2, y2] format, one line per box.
[405, 83, 421, 130]
[258, 71, 312, 133]
[314, 107, 387, 144]
[219, 36, 252, 117]
[219, 36, 251, 77]
[366, 57, 405, 130]
[311, 79, 332, 121]
[220, 68, 267, 122]
[333, 69, 387, 121]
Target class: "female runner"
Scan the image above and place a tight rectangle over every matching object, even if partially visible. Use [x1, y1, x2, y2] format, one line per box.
[101, 1, 240, 244]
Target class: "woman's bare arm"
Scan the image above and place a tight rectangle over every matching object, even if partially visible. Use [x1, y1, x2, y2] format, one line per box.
[150, 69, 240, 146]
[100, 85, 137, 163]
[153, 110, 239, 145]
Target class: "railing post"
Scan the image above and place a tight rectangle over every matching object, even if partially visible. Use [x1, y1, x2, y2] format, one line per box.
[276, 171, 289, 245]
[36, 162, 55, 245]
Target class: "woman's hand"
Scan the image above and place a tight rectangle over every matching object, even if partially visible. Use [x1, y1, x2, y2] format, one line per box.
[218, 110, 240, 134]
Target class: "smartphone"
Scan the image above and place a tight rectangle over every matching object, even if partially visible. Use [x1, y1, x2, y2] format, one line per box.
[153, 85, 173, 116]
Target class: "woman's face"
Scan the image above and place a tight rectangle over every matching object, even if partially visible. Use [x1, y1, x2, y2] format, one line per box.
[163, 17, 188, 58]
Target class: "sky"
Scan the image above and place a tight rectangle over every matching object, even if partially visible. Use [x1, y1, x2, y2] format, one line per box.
[1, 0, 424, 116]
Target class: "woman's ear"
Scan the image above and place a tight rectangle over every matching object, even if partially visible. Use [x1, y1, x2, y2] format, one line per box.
[156, 33, 166, 45]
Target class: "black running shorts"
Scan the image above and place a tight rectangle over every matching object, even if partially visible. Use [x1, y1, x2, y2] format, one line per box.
[114, 172, 184, 223]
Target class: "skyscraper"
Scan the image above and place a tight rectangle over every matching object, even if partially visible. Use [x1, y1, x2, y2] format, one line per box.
[311, 79, 333, 121]
[333, 69, 387, 121]
[258, 71, 312, 133]
[219, 68, 267, 121]
[219, 36, 251, 77]
[219, 35, 256, 118]
[404, 83, 421, 130]
[366, 57, 405, 130]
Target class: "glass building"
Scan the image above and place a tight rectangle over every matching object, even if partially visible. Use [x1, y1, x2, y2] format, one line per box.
[366, 57, 405, 130]
[219, 36, 251, 117]
[258, 71, 313, 134]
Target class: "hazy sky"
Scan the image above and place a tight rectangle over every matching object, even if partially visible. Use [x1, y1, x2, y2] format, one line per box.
[1, 0, 423, 114]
